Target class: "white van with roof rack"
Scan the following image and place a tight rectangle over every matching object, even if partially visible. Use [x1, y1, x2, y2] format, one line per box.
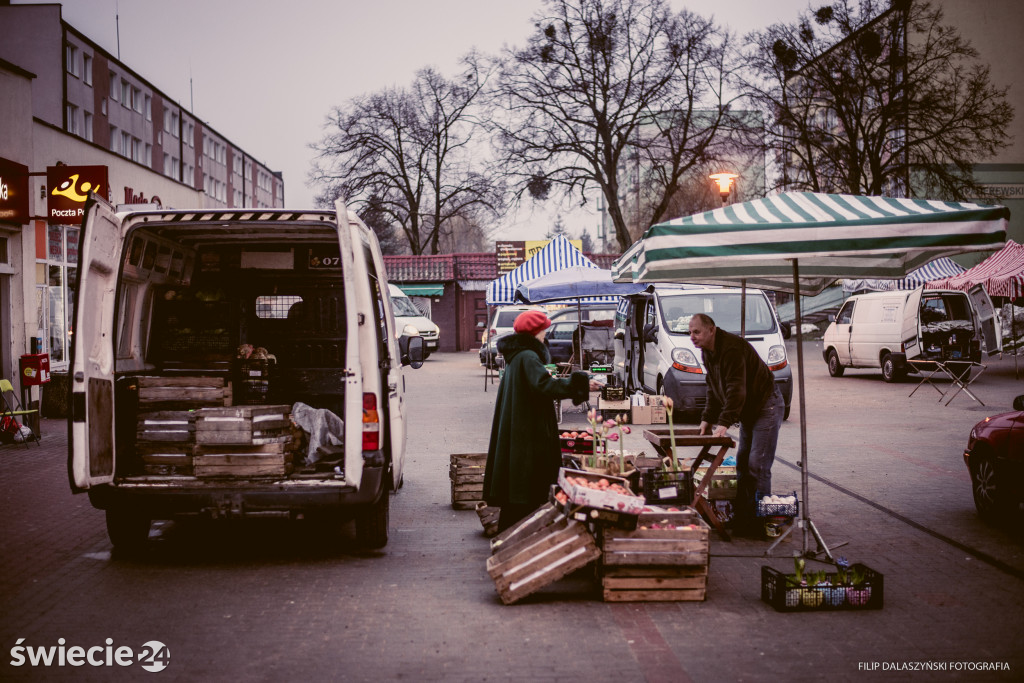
[68, 197, 423, 551]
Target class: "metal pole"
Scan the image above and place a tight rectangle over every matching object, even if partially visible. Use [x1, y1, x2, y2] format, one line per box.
[741, 279, 747, 337]
[792, 260, 810, 555]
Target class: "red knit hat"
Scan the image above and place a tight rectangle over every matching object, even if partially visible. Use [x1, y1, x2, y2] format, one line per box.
[513, 310, 552, 335]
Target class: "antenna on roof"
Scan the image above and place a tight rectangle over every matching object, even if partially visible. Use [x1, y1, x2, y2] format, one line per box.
[115, 0, 121, 60]
[190, 61, 194, 112]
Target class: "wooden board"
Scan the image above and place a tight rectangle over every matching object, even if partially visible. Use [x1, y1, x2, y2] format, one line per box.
[136, 410, 196, 443]
[193, 453, 290, 477]
[601, 565, 708, 602]
[600, 509, 710, 566]
[475, 501, 501, 537]
[194, 441, 291, 455]
[489, 503, 563, 555]
[449, 452, 488, 508]
[486, 517, 600, 605]
[602, 587, 706, 602]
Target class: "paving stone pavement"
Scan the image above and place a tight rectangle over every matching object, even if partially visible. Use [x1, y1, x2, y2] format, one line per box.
[0, 343, 1022, 681]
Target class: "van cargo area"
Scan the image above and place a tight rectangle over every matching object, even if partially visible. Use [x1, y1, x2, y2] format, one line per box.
[108, 233, 354, 486]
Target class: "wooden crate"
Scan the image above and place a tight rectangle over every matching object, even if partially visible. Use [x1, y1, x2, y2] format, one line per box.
[194, 405, 292, 445]
[136, 442, 194, 476]
[450, 453, 487, 510]
[193, 453, 292, 477]
[489, 502, 563, 555]
[136, 410, 195, 443]
[475, 501, 501, 537]
[136, 376, 229, 409]
[486, 506, 600, 605]
[599, 508, 710, 602]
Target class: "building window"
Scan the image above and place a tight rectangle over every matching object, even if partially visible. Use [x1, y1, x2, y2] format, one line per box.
[83, 54, 92, 85]
[37, 225, 80, 368]
[145, 95, 151, 121]
[109, 126, 119, 153]
[109, 71, 118, 101]
[121, 131, 131, 158]
[145, 143, 152, 166]
[101, 99, 107, 116]
[172, 157, 180, 178]
[83, 111, 93, 142]
[121, 80, 130, 107]
[65, 44, 79, 77]
[65, 104, 79, 135]
[132, 87, 143, 114]
[171, 111, 180, 137]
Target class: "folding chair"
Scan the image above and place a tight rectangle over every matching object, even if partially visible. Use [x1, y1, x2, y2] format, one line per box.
[0, 379, 41, 446]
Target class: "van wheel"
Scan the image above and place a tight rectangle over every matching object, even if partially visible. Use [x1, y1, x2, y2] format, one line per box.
[355, 488, 390, 549]
[881, 354, 903, 383]
[105, 509, 151, 551]
[826, 350, 845, 377]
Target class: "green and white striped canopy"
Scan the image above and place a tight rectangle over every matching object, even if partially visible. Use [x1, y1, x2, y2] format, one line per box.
[611, 192, 1009, 295]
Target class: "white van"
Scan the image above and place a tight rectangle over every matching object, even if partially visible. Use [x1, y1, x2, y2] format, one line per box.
[614, 284, 793, 420]
[822, 285, 1001, 382]
[388, 284, 440, 358]
[68, 197, 424, 550]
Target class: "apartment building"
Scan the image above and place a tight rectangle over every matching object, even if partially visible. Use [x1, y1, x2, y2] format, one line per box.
[0, 2, 285, 392]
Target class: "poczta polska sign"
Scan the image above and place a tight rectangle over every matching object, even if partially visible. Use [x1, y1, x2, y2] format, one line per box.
[47, 165, 108, 222]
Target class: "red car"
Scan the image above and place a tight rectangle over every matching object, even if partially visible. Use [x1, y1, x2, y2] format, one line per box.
[964, 395, 1024, 522]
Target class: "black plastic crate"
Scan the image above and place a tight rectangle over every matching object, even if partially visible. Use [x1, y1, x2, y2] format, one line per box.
[235, 359, 273, 405]
[761, 564, 884, 612]
[756, 490, 799, 517]
[642, 469, 692, 507]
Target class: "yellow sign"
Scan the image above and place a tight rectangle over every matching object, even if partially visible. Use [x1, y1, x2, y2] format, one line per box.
[524, 239, 583, 260]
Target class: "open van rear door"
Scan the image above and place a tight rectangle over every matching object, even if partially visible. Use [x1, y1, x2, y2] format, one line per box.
[335, 201, 365, 490]
[968, 284, 1003, 355]
[901, 286, 925, 360]
[68, 196, 123, 492]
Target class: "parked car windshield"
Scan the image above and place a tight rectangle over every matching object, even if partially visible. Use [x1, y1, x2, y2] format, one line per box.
[659, 293, 777, 335]
[391, 296, 423, 318]
[494, 309, 526, 328]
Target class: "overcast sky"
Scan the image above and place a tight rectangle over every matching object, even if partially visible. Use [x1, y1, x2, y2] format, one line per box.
[37, 0, 811, 241]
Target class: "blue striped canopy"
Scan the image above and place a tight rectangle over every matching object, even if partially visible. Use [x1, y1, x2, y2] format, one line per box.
[842, 257, 966, 292]
[487, 235, 606, 305]
[612, 192, 1008, 295]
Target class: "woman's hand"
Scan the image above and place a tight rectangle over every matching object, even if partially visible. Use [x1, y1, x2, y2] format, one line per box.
[589, 380, 603, 391]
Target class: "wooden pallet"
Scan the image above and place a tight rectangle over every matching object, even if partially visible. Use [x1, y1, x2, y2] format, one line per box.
[194, 405, 292, 445]
[475, 501, 500, 537]
[486, 506, 600, 605]
[599, 509, 710, 602]
[450, 452, 487, 509]
[137, 376, 229, 409]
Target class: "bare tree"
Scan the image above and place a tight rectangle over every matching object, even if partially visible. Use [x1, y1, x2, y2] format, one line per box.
[491, 0, 733, 251]
[310, 56, 505, 254]
[743, 0, 1013, 199]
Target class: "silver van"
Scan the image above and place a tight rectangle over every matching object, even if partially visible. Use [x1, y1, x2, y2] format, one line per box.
[68, 198, 423, 550]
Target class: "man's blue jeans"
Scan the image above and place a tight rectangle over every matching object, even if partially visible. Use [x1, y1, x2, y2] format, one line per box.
[734, 385, 784, 524]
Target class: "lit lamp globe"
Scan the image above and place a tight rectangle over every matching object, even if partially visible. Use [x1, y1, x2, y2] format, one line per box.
[709, 172, 739, 204]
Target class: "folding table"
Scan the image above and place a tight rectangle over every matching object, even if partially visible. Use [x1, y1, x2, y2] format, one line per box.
[907, 358, 986, 406]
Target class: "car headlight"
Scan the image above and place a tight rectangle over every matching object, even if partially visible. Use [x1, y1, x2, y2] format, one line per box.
[767, 345, 788, 371]
[671, 348, 702, 373]
[403, 324, 420, 337]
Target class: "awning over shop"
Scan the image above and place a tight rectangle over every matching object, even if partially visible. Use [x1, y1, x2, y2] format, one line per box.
[397, 284, 445, 297]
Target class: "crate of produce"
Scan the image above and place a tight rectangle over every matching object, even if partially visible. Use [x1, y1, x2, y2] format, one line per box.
[761, 563, 884, 612]
[599, 508, 709, 602]
[551, 485, 639, 530]
[757, 491, 799, 517]
[693, 465, 737, 500]
[136, 376, 228, 409]
[642, 469, 692, 507]
[486, 505, 600, 605]
[194, 405, 292, 445]
[475, 501, 501, 537]
[135, 443, 194, 476]
[557, 468, 645, 516]
[450, 452, 487, 510]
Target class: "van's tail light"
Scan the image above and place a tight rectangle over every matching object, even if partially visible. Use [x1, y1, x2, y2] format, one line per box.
[362, 392, 380, 451]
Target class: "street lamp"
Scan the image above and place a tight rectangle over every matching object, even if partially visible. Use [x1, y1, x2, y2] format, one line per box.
[709, 172, 739, 205]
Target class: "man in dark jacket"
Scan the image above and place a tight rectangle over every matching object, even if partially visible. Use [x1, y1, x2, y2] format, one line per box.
[689, 313, 784, 535]
[484, 310, 595, 532]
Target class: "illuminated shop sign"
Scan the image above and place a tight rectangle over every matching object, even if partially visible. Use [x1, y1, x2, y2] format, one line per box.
[47, 165, 108, 222]
[0, 156, 30, 224]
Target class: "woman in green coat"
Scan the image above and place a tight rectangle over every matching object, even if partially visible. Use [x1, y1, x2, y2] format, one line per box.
[484, 311, 595, 532]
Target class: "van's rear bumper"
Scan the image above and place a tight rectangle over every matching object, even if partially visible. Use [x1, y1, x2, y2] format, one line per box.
[88, 466, 385, 518]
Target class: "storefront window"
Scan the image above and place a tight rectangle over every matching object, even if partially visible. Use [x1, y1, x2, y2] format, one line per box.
[37, 225, 78, 369]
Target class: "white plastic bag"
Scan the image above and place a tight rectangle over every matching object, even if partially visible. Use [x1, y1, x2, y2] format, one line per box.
[12, 425, 34, 442]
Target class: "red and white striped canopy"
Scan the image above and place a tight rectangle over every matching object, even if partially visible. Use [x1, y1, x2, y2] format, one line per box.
[927, 239, 1024, 297]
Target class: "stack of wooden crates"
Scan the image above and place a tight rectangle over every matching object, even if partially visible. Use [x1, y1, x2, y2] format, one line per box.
[449, 452, 501, 537]
[599, 508, 710, 602]
[134, 376, 296, 477]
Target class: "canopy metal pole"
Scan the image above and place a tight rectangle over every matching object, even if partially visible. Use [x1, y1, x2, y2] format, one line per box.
[576, 298, 583, 371]
[789, 259, 844, 560]
[740, 279, 747, 337]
